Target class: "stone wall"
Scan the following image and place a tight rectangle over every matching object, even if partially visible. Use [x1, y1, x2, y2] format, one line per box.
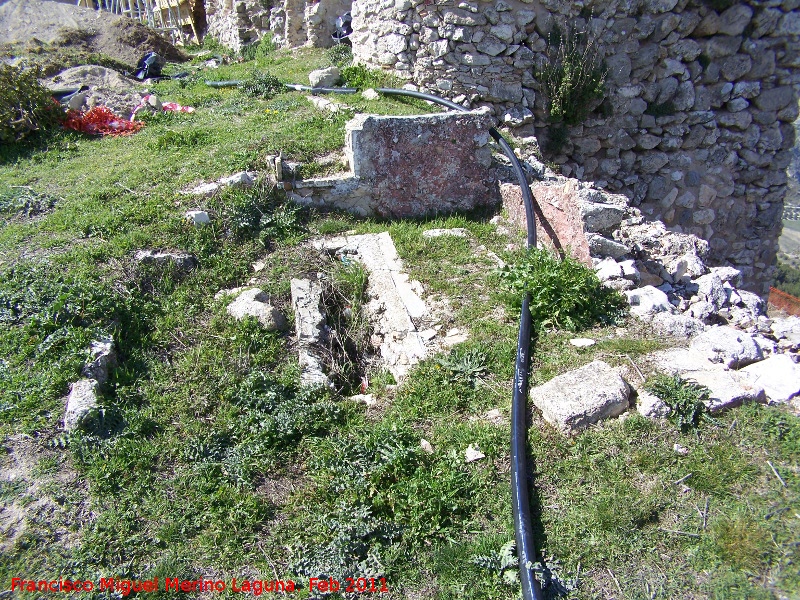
[205, 0, 271, 51]
[289, 109, 499, 217]
[350, 0, 800, 295]
[205, 0, 351, 50]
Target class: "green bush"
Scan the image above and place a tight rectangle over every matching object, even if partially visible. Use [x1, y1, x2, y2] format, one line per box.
[327, 44, 353, 68]
[540, 24, 607, 125]
[775, 260, 800, 298]
[340, 64, 392, 89]
[240, 70, 284, 99]
[0, 64, 63, 143]
[498, 248, 627, 332]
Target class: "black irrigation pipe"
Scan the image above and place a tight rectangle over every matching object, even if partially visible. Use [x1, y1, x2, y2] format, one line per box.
[375, 88, 542, 600]
[284, 84, 542, 599]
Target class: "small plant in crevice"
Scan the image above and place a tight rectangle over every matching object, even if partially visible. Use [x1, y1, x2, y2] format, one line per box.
[319, 259, 372, 394]
[645, 374, 713, 432]
[499, 248, 628, 333]
[539, 23, 607, 126]
[644, 100, 676, 117]
[544, 123, 569, 156]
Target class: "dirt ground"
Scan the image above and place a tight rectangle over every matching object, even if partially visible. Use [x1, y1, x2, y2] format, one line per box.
[0, 0, 186, 68]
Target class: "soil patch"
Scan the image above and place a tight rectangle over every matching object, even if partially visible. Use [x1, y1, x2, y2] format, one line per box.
[42, 64, 146, 118]
[0, 0, 186, 69]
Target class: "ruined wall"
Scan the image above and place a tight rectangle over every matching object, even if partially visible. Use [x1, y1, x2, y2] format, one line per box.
[205, 0, 272, 50]
[205, 0, 351, 50]
[351, 0, 800, 295]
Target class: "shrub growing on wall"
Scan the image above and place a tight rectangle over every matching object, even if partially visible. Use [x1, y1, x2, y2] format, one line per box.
[540, 24, 607, 126]
[0, 65, 63, 143]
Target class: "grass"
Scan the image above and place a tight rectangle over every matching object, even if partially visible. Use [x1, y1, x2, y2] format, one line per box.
[0, 41, 798, 600]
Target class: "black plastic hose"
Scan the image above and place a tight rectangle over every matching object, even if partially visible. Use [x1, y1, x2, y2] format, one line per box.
[284, 84, 359, 94]
[205, 80, 245, 88]
[287, 84, 542, 599]
[371, 88, 542, 600]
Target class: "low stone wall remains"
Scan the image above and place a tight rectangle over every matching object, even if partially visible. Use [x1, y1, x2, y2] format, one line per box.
[350, 0, 800, 295]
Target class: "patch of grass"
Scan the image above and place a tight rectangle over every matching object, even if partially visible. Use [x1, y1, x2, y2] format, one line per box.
[327, 44, 353, 68]
[341, 64, 395, 89]
[0, 185, 59, 217]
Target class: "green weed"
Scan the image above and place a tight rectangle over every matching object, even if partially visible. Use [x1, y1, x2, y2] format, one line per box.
[341, 64, 394, 89]
[327, 44, 353, 68]
[499, 248, 628, 332]
[645, 374, 712, 432]
[240, 71, 284, 99]
[540, 24, 606, 125]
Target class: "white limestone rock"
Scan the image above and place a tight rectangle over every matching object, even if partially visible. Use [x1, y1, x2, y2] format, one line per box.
[64, 379, 100, 432]
[651, 313, 706, 339]
[689, 326, 763, 368]
[423, 228, 469, 238]
[81, 337, 116, 384]
[465, 444, 485, 463]
[309, 66, 341, 88]
[637, 389, 671, 419]
[771, 316, 800, 347]
[530, 360, 630, 435]
[226, 288, 288, 331]
[625, 285, 673, 317]
[185, 210, 210, 225]
[134, 250, 197, 271]
[689, 369, 766, 413]
[586, 233, 629, 259]
[741, 354, 800, 403]
[595, 257, 623, 282]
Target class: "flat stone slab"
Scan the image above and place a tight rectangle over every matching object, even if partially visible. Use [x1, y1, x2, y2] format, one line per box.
[530, 360, 630, 435]
[290, 278, 331, 388]
[689, 326, 763, 368]
[740, 354, 800, 403]
[314, 232, 441, 381]
[689, 369, 766, 413]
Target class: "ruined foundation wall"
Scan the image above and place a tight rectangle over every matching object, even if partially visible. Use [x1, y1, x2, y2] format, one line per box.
[351, 0, 800, 295]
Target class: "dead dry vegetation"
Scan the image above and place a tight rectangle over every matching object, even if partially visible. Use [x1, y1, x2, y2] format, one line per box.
[0, 29, 797, 600]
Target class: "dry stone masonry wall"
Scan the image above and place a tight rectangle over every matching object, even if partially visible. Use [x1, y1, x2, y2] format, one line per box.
[351, 0, 800, 295]
[205, 0, 353, 50]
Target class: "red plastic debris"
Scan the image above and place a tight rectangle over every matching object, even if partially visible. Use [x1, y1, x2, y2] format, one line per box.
[63, 106, 145, 136]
